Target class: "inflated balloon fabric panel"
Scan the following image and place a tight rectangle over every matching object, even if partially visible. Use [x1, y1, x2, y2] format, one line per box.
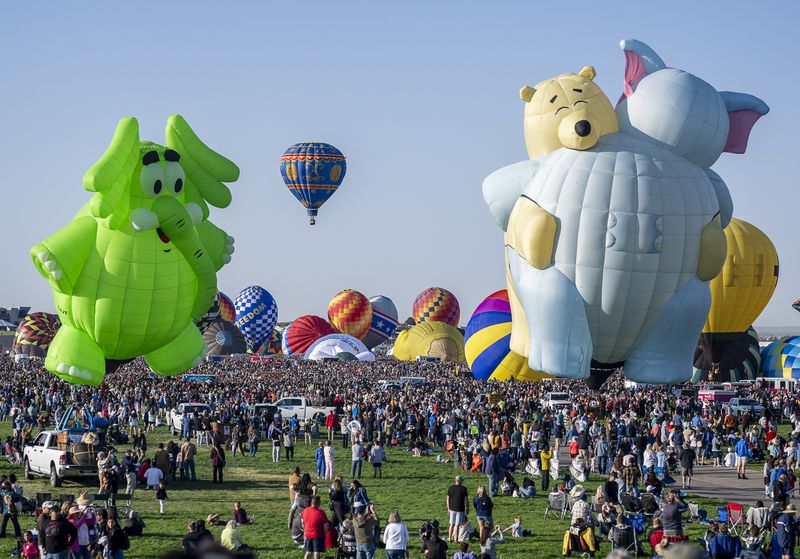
[328, 290, 372, 340]
[412, 287, 460, 327]
[523, 134, 718, 364]
[760, 336, 800, 379]
[704, 218, 779, 334]
[363, 295, 399, 349]
[234, 286, 278, 351]
[692, 327, 760, 382]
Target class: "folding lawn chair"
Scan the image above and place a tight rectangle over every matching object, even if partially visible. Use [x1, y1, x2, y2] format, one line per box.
[609, 523, 638, 555]
[715, 505, 728, 524]
[35, 493, 51, 508]
[544, 491, 569, 521]
[640, 493, 659, 515]
[687, 502, 707, 523]
[727, 502, 744, 536]
[625, 513, 647, 535]
[620, 492, 643, 514]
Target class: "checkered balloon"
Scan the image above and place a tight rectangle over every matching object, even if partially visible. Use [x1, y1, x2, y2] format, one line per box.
[234, 286, 279, 351]
[412, 287, 460, 327]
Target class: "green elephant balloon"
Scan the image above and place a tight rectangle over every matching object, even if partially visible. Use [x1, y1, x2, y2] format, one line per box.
[30, 115, 239, 385]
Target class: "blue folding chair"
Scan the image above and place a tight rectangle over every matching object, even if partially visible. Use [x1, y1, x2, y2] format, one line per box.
[626, 513, 647, 535]
[715, 505, 728, 523]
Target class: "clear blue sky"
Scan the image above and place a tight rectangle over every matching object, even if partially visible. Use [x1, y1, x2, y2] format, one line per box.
[1, 2, 797, 329]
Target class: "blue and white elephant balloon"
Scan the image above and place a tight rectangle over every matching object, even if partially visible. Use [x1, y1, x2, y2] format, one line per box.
[482, 39, 768, 384]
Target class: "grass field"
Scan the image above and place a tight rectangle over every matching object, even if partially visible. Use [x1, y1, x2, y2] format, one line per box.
[0, 427, 726, 558]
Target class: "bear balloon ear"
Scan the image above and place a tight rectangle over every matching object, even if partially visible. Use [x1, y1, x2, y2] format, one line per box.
[619, 39, 666, 102]
[519, 86, 536, 103]
[719, 92, 770, 154]
[578, 66, 596, 80]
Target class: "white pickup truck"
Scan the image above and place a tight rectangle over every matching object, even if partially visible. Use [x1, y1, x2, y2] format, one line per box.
[169, 403, 213, 436]
[275, 397, 337, 422]
[23, 431, 98, 487]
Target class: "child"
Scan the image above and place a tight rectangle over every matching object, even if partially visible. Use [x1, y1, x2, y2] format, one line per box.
[21, 530, 38, 559]
[503, 516, 531, 538]
[454, 541, 476, 559]
[156, 480, 167, 514]
[723, 447, 736, 468]
[315, 442, 325, 479]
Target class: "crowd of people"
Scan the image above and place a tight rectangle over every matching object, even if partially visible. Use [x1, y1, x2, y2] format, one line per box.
[1, 353, 800, 558]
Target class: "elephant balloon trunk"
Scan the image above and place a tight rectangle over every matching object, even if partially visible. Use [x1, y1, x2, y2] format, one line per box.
[151, 196, 217, 321]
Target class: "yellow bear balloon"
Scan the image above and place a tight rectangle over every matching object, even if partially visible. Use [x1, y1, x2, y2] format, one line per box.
[519, 66, 619, 158]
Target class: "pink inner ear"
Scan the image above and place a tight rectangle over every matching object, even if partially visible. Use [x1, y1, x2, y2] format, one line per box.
[618, 51, 646, 104]
[724, 110, 762, 154]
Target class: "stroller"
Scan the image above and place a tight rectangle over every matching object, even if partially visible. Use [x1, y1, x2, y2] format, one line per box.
[337, 519, 357, 558]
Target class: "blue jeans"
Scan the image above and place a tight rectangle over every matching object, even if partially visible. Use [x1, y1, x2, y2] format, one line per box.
[186, 459, 196, 481]
[386, 550, 406, 559]
[355, 543, 376, 559]
[45, 553, 68, 559]
[488, 474, 498, 496]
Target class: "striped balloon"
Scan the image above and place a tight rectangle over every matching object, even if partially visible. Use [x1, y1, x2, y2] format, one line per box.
[284, 315, 336, 355]
[412, 287, 460, 327]
[464, 290, 548, 382]
[328, 289, 372, 339]
[363, 295, 399, 349]
[218, 292, 235, 323]
[760, 336, 800, 379]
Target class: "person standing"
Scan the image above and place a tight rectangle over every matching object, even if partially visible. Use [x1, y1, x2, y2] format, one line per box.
[0, 481, 21, 539]
[446, 476, 469, 543]
[353, 509, 379, 559]
[211, 441, 226, 484]
[153, 443, 170, 482]
[540, 445, 553, 492]
[735, 435, 750, 480]
[382, 511, 409, 559]
[315, 443, 326, 479]
[181, 438, 197, 482]
[370, 441, 386, 479]
[271, 425, 283, 463]
[679, 443, 695, 490]
[284, 429, 296, 461]
[122, 449, 138, 501]
[484, 448, 499, 497]
[325, 411, 339, 443]
[43, 509, 77, 559]
[155, 481, 167, 514]
[776, 504, 797, 559]
[324, 441, 335, 480]
[301, 496, 329, 559]
[351, 441, 363, 480]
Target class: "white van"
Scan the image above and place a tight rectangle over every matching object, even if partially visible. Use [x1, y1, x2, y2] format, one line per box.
[400, 376, 427, 386]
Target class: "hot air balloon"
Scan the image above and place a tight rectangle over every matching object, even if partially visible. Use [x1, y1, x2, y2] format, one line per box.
[196, 293, 222, 332]
[465, 290, 549, 382]
[280, 142, 346, 225]
[283, 315, 336, 355]
[12, 313, 61, 358]
[692, 327, 760, 383]
[234, 286, 279, 351]
[412, 287, 460, 327]
[363, 296, 399, 349]
[393, 321, 465, 362]
[203, 320, 246, 356]
[328, 290, 372, 340]
[700, 219, 779, 366]
[760, 336, 800, 379]
[218, 292, 236, 323]
[793, 299, 800, 313]
[255, 329, 283, 355]
[304, 334, 374, 361]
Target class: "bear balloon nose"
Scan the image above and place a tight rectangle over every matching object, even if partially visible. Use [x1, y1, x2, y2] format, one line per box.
[575, 120, 592, 137]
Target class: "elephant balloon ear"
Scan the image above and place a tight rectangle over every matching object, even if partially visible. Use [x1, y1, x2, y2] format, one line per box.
[618, 39, 666, 102]
[165, 115, 240, 220]
[83, 117, 140, 228]
[719, 92, 770, 154]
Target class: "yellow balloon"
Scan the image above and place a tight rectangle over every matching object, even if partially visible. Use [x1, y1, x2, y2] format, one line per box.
[704, 218, 779, 334]
[393, 321, 465, 362]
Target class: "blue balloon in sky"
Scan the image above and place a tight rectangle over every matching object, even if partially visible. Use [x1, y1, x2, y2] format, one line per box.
[280, 142, 346, 225]
[234, 286, 278, 351]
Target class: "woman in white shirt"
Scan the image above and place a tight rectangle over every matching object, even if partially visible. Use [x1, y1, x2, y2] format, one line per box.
[382, 510, 409, 559]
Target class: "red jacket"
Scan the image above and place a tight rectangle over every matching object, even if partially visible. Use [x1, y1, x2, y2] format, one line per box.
[325, 413, 339, 429]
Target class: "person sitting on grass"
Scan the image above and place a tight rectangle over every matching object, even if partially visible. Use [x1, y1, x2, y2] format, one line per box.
[220, 520, 248, 552]
[453, 541, 476, 559]
[233, 501, 252, 525]
[502, 516, 530, 538]
[478, 524, 504, 559]
[421, 525, 448, 559]
[709, 524, 741, 559]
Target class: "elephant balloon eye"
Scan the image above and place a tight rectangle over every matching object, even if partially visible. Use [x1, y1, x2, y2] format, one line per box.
[164, 161, 186, 196]
[140, 162, 167, 198]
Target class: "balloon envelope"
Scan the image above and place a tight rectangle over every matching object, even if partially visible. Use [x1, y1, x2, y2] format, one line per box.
[304, 333, 374, 361]
[465, 290, 548, 382]
[283, 315, 336, 355]
[363, 295, 399, 349]
[255, 329, 283, 355]
[196, 293, 222, 332]
[692, 327, 760, 383]
[280, 142, 346, 225]
[412, 287, 460, 327]
[12, 312, 61, 358]
[328, 290, 372, 339]
[234, 286, 278, 351]
[203, 320, 246, 356]
[760, 336, 800, 379]
[218, 292, 235, 323]
[393, 321, 465, 362]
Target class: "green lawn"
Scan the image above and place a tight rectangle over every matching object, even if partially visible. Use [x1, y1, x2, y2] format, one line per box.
[0, 428, 724, 558]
